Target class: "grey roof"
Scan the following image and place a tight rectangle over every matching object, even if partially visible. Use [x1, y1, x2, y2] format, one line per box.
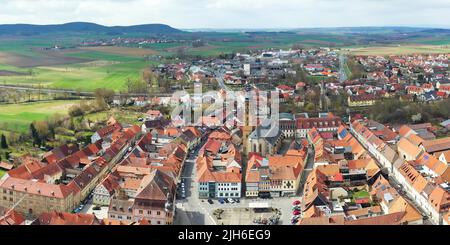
[249, 119, 282, 146]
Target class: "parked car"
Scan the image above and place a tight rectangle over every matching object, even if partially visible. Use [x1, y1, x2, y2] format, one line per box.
[292, 206, 301, 211]
[218, 199, 225, 204]
[224, 198, 229, 203]
[227, 198, 235, 203]
[293, 210, 301, 216]
[292, 200, 301, 206]
[181, 183, 185, 188]
[234, 198, 240, 203]
[292, 215, 300, 220]
[207, 199, 214, 204]
[291, 218, 298, 225]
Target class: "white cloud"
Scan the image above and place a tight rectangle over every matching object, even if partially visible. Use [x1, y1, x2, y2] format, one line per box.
[0, 0, 448, 28]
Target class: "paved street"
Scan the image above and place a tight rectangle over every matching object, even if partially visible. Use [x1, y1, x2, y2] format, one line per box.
[298, 146, 315, 196]
[79, 197, 109, 219]
[174, 142, 217, 225]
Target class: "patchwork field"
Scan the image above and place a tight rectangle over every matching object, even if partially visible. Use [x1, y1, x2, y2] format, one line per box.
[347, 45, 450, 56]
[79, 46, 159, 56]
[0, 51, 91, 68]
[0, 100, 79, 133]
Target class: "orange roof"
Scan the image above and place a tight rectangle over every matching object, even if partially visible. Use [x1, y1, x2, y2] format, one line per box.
[397, 138, 422, 160]
[346, 206, 382, 218]
[298, 215, 345, 225]
[389, 197, 422, 223]
[36, 211, 99, 225]
[428, 186, 450, 212]
[245, 170, 260, 183]
[407, 133, 424, 146]
[398, 125, 413, 137]
[316, 164, 340, 177]
[0, 177, 73, 198]
[421, 137, 450, 153]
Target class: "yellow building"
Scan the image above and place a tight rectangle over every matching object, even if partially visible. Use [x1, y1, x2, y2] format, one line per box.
[347, 94, 377, 107]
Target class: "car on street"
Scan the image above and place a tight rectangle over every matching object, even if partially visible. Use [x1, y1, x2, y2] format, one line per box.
[224, 198, 229, 203]
[218, 199, 225, 204]
[292, 200, 301, 206]
[292, 206, 301, 211]
[234, 198, 240, 203]
[207, 199, 214, 204]
[291, 218, 298, 225]
[227, 198, 235, 203]
[293, 210, 301, 216]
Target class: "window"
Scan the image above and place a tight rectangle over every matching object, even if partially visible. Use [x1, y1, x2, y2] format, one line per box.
[2, 190, 5, 194]
[2, 197, 6, 200]
[139, 210, 143, 214]
[147, 210, 151, 215]
[9, 198, 13, 201]
[157, 211, 161, 216]
[157, 221, 161, 225]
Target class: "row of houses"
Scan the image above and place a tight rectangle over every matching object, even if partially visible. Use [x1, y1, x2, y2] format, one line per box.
[297, 124, 423, 225]
[0, 120, 141, 217]
[351, 120, 450, 224]
[91, 121, 203, 225]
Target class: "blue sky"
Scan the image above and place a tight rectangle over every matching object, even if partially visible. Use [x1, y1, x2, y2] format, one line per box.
[0, 0, 449, 29]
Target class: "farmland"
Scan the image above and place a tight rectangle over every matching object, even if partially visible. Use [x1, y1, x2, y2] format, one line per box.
[347, 44, 450, 56]
[79, 46, 159, 56]
[0, 100, 79, 133]
[0, 42, 154, 91]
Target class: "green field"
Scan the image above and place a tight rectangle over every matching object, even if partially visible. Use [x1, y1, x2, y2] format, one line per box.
[0, 169, 5, 178]
[0, 100, 79, 133]
[0, 37, 158, 91]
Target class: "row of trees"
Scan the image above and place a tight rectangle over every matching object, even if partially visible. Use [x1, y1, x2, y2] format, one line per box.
[368, 98, 450, 124]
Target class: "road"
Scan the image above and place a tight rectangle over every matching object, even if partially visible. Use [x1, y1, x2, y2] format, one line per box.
[174, 141, 217, 225]
[298, 146, 315, 196]
[215, 71, 231, 92]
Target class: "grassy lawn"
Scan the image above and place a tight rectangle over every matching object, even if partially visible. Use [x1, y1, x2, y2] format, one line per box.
[0, 100, 79, 133]
[0, 169, 5, 178]
[85, 109, 143, 125]
[352, 190, 370, 201]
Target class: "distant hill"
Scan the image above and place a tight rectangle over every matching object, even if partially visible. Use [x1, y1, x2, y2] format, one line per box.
[0, 22, 183, 35]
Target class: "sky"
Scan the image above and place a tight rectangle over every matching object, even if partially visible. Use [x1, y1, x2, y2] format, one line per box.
[0, 0, 449, 29]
